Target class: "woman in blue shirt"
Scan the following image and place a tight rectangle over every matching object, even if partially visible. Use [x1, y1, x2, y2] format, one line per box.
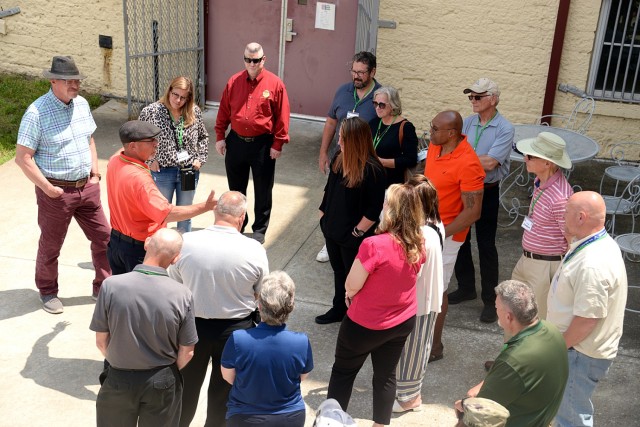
[221, 271, 313, 427]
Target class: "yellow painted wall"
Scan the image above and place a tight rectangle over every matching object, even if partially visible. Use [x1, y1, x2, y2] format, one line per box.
[0, 1, 126, 97]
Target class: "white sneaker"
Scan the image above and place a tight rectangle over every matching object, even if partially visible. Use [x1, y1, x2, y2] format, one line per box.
[316, 244, 329, 262]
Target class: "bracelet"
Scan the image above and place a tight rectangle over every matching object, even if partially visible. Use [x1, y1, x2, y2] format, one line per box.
[352, 226, 365, 237]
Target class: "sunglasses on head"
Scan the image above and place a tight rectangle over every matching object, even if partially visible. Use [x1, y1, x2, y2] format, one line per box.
[468, 94, 492, 101]
[373, 101, 387, 109]
[244, 56, 264, 64]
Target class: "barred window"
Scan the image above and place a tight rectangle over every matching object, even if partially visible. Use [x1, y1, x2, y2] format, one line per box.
[588, 0, 640, 102]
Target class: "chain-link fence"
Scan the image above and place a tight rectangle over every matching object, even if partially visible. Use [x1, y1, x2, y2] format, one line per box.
[123, 0, 204, 119]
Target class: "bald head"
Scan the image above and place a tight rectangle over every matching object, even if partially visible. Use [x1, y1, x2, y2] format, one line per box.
[565, 191, 606, 240]
[144, 228, 183, 268]
[245, 42, 263, 55]
[214, 191, 247, 229]
[437, 110, 463, 135]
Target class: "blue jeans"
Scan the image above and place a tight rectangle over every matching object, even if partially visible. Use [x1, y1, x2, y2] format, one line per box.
[553, 349, 613, 427]
[152, 167, 199, 232]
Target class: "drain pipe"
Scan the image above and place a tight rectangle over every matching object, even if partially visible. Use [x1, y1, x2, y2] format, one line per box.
[540, 0, 571, 124]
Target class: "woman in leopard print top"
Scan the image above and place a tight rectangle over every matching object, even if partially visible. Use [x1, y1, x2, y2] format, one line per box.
[139, 76, 209, 232]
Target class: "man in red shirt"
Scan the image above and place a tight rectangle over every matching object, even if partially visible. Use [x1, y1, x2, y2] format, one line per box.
[107, 120, 216, 275]
[424, 110, 485, 361]
[214, 42, 291, 244]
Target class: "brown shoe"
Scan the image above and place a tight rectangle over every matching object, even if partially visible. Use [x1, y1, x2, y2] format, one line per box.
[484, 360, 495, 371]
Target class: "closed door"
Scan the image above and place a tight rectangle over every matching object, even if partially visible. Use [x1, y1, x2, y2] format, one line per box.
[206, 0, 358, 117]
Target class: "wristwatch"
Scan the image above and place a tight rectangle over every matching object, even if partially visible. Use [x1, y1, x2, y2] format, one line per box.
[90, 172, 102, 181]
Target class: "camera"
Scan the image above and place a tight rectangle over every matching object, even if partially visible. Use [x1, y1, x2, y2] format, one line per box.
[180, 167, 196, 191]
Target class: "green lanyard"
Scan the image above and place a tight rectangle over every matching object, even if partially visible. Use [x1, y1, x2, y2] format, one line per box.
[119, 155, 151, 176]
[528, 188, 546, 216]
[373, 115, 398, 149]
[135, 268, 168, 277]
[169, 112, 184, 149]
[473, 111, 498, 150]
[352, 81, 375, 112]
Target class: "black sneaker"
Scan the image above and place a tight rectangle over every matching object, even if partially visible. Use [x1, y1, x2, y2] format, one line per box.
[251, 233, 265, 244]
[315, 308, 345, 325]
[448, 289, 477, 305]
[480, 305, 498, 323]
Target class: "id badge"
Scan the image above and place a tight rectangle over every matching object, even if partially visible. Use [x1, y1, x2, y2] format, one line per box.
[177, 150, 190, 163]
[521, 216, 534, 231]
[347, 111, 359, 119]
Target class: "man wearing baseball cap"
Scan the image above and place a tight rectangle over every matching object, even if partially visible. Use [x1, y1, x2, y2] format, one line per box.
[450, 78, 515, 324]
[106, 120, 217, 275]
[16, 55, 112, 314]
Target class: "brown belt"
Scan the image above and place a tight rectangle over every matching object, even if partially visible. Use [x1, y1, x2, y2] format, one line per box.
[47, 176, 89, 188]
[523, 250, 563, 261]
[229, 129, 272, 143]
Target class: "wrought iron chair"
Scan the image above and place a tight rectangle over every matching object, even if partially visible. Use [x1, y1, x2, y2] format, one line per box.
[599, 142, 640, 196]
[535, 96, 596, 134]
[613, 233, 640, 314]
[603, 173, 640, 238]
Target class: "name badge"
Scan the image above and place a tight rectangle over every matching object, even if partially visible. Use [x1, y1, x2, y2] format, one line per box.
[177, 150, 191, 163]
[347, 111, 359, 119]
[521, 216, 534, 231]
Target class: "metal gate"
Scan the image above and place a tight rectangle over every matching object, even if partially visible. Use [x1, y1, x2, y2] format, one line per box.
[123, 0, 205, 119]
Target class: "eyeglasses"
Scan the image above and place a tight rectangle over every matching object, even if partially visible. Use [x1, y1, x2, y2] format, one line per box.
[468, 94, 492, 101]
[350, 69, 370, 77]
[244, 56, 264, 64]
[171, 91, 189, 102]
[373, 101, 388, 109]
[429, 122, 454, 133]
[62, 79, 81, 86]
[525, 154, 540, 160]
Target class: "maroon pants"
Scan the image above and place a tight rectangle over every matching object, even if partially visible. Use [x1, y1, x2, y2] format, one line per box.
[35, 182, 111, 296]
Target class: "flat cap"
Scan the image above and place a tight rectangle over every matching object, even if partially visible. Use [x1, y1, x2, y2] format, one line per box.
[119, 120, 161, 144]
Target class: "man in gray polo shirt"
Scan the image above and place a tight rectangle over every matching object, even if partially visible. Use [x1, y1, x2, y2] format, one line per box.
[169, 191, 269, 427]
[90, 228, 197, 427]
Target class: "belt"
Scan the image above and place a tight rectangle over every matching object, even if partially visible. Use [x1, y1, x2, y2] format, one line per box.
[47, 176, 89, 188]
[109, 363, 175, 372]
[523, 250, 563, 261]
[229, 129, 272, 143]
[111, 229, 145, 246]
[484, 181, 499, 189]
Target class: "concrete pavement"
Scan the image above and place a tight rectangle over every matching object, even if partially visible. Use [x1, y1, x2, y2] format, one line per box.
[0, 100, 638, 426]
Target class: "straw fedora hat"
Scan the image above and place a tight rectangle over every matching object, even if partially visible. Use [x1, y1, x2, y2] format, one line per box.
[42, 56, 86, 80]
[515, 132, 572, 169]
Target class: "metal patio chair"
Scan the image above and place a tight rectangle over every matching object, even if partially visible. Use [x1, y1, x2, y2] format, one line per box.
[535, 96, 596, 134]
[599, 142, 640, 196]
[613, 233, 640, 314]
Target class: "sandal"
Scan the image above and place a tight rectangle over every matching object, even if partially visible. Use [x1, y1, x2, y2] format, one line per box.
[428, 343, 444, 363]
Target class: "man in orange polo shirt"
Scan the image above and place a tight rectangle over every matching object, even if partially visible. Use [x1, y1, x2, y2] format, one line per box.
[106, 120, 217, 275]
[424, 110, 485, 361]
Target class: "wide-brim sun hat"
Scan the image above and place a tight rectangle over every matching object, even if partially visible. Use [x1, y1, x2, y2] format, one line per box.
[516, 131, 572, 169]
[42, 56, 86, 80]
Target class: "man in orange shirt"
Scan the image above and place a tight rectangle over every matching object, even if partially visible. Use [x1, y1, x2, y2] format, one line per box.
[424, 110, 485, 361]
[106, 120, 216, 275]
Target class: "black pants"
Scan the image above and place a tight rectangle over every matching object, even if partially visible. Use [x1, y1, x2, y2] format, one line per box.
[107, 230, 146, 275]
[97, 364, 182, 427]
[179, 316, 254, 427]
[227, 410, 305, 427]
[454, 183, 500, 305]
[328, 315, 416, 425]
[225, 131, 276, 236]
[324, 235, 361, 315]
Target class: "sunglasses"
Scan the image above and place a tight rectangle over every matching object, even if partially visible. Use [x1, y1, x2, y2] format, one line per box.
[373, 101, 388, 109]
[350, 69, 370, 77]
[525, 154, 540, 160]
[468, 94, 492, 101]
[244, 56, 264, 64]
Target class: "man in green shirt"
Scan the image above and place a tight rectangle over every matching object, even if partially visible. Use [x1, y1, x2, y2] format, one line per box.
[455, 280, 568, 427]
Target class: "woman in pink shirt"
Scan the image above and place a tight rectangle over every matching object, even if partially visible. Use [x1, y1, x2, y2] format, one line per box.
[327, 183, 426, 427]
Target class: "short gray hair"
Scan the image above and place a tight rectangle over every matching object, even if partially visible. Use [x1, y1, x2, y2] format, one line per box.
[259, 271, 295, 325]
[373, 86, 402, 116]
[495, 280, 538, 324]
[215, 191, 247, 218]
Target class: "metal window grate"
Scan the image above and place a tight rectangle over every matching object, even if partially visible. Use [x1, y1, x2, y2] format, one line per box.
[589, 0, 640, 103]
[123, 0, 204, 119]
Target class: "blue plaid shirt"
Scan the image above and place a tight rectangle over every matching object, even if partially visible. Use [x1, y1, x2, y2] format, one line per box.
[17, 89, 96, 180]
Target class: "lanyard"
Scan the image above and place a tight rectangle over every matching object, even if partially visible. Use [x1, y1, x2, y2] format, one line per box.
[373, 115, 398, 149]
[119, 155, 151, 176]
[473, 111, 498, 150]
[169, 112, 184, 149]
[528, 187, 546, 216]
[135, 268, 168, 277]
[563, 229, 607, 265]
[352, 81, 375, 112]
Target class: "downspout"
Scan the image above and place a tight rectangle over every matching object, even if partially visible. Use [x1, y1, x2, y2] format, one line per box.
[541, 0, 572, 124]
